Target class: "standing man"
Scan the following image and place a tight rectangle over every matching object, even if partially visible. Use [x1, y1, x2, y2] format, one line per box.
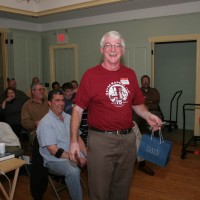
[37, 90, 87, 200]
[21, 82, 49, 200]
[69, 31, 162, 200]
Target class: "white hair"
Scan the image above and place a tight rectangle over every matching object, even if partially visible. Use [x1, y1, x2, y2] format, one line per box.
[100, 31, 125, 48]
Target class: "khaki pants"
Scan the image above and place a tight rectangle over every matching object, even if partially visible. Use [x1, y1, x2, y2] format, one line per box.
[87, 129, 136, 200]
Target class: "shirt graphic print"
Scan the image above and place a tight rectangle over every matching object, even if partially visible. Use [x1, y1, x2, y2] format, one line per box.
[106, 81, 130, 107]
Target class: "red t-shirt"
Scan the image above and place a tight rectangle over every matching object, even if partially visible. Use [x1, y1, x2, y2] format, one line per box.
[74, 64, 144, 130]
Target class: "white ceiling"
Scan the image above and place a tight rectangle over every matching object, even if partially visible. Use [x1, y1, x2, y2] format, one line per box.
[0, 0, 200, 24]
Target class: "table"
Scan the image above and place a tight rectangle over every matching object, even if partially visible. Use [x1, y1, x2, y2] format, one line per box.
[0, 158, 26, 200]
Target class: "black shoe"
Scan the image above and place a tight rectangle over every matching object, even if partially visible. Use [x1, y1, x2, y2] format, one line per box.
[138, 161, 155, 176]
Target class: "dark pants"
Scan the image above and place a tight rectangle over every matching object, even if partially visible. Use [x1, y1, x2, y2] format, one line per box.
[30, 137, 48, 200]
[10, 124, 22, 138]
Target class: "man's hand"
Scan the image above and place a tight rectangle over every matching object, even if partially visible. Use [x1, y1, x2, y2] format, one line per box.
[146, 112, 163, 132]
[76, 156, 87, 168]
[69, 141, 81, 163]
[133, 104, 163, 132]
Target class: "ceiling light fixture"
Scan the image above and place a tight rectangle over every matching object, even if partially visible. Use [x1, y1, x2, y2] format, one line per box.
[16, 0, 40, 2]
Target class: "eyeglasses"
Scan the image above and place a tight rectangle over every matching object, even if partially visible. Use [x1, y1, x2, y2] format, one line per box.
[103, 43, 122, 50]
[34, 88, 45, 92]
[7, 78, 15, 81]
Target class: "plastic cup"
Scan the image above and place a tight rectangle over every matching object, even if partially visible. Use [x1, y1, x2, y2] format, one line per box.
[0, 143, 5, 154]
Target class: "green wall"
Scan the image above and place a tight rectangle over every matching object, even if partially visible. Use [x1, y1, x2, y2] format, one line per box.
[8, 12, 200, 130]
[40, 12, 200, 130]
[41, 12, 200, 84]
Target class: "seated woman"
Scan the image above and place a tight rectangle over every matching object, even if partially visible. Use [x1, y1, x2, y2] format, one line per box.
[0, 87, 28, 138]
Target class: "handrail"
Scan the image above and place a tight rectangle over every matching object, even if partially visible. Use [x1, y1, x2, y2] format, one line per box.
[169, 90, 183, 122]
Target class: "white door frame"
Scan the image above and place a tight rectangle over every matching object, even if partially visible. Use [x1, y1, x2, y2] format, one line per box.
[0, 29, 9, 89]
[149, 34, 200, 134]
[49, 44, 78, 84]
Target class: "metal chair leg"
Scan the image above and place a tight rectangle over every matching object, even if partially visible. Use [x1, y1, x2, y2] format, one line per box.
[48, 175, 62, 200]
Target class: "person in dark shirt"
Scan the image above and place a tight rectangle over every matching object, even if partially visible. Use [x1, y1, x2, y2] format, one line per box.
[134, 75, 164, 130]
[52, 81, 60, 90]
[141, 75, 164, 120]
[133, 75, 164, 176]
[62, 82, 75, 115]
[7, 78, 28, 98]
[79, 110, 88, 146]
[71, 80, 78, 93]
[0, 87, 28, 137]
[0, 78, 28, 105]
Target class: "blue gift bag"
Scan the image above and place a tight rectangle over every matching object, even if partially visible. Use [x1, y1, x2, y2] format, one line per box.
[137, 131, 172, 167]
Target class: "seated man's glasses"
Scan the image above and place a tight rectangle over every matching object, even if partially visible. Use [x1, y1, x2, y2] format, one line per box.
[33, 88, 45, 92]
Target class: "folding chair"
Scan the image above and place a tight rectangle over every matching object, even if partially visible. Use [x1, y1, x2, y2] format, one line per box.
[48, 170, 70, 200]
[48, 168, 88, 200]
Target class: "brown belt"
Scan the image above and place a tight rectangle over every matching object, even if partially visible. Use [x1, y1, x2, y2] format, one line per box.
[90, 127, 132, 135]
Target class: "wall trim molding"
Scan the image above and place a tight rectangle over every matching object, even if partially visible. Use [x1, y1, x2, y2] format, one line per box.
[0, 0, 124, 17]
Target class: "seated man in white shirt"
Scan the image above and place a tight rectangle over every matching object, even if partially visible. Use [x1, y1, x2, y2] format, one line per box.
[37, 89, 87, 200]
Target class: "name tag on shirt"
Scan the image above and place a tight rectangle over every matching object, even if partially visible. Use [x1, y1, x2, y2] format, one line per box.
[120, 78, 129, 85]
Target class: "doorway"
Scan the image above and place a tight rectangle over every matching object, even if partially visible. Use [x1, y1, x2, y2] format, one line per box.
[149, 34, 200, 135]
[155, 41, 196, 130]
[49, 44, 78, 87]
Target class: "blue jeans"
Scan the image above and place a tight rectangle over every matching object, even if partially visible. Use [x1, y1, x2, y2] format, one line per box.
[45, 160, 82, 200]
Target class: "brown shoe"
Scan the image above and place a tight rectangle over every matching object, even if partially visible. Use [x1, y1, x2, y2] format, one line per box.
[138, 161, 155, 176]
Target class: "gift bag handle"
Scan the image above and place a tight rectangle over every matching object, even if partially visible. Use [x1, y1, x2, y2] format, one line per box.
[151, 128, 163, 144]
